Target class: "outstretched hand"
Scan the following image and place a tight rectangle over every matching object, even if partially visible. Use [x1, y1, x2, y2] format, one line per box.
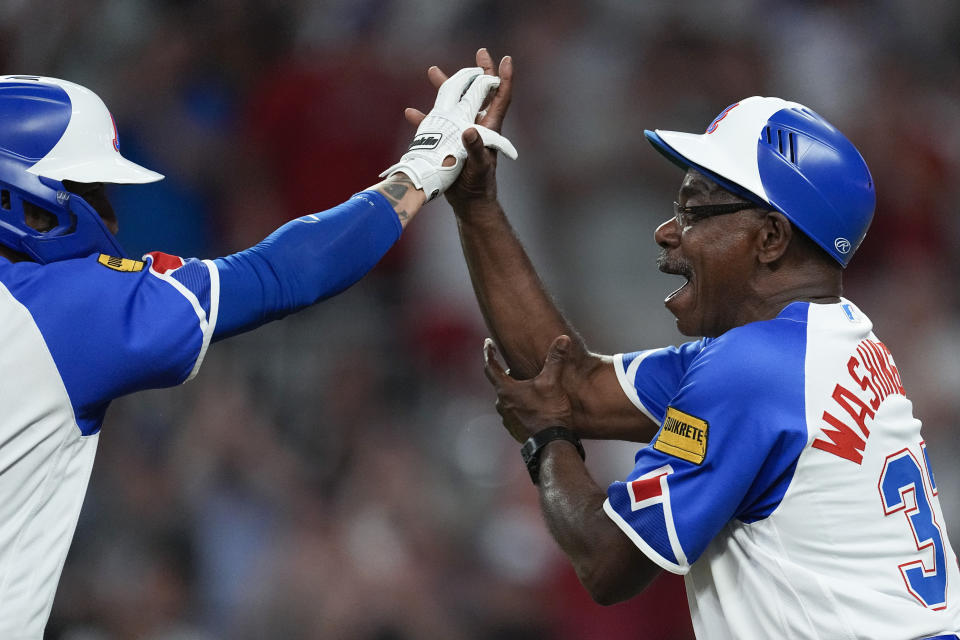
[483, 335, 574, 443]
[404, 49, 512, 134]
[404, 48, 514, 207]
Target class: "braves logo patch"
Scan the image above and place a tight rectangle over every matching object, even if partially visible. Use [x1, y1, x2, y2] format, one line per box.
[654, 407, 708, 465]
[97, 254, 145, 272]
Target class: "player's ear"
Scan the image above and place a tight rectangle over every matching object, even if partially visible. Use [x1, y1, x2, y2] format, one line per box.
[755, 210, 792, 265]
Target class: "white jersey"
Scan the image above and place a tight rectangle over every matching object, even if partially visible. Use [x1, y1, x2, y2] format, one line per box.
[0, 251, 217, 638]
[606, 299, 960, 639]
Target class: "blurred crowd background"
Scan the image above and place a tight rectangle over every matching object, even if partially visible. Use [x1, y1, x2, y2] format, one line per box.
[4, 0, 960, 638]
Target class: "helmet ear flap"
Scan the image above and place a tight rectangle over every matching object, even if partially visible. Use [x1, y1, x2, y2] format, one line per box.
[756, 107, 875, 267]
[0, 181, 71, 258]
[16, 187, 125, 263]
[0, 176, 124, 263]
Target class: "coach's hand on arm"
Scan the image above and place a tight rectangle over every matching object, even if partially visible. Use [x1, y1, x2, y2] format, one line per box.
[483, 337, 662, 604]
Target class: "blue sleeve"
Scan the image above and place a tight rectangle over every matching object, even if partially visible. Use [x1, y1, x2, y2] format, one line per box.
[604, 316, 811, 574]
[6, 253, 215, 433]
[614, 340, 707, 424]
[212, 190, 401, 339]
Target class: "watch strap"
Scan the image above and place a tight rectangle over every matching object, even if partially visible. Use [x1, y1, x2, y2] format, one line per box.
[520, 426, 585, 485]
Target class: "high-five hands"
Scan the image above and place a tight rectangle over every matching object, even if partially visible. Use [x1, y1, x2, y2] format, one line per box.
[383, 49, 516, 202]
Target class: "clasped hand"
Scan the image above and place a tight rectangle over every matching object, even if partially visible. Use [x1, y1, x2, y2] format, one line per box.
[382, 48, 515, 202]
[483, 336, 575, 443]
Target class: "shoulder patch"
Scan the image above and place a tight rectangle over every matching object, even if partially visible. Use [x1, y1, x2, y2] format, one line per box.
[98, 254, 145, 272]
[144, 251, 185, 275]
[654, 406, 708, 465]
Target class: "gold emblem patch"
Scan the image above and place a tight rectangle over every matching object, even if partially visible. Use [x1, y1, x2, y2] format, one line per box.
[654, 407, 709, 465]
[97, 254, 145, 272]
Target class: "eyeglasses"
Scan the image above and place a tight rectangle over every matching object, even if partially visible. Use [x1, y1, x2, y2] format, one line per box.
[673, 200, 757, 228]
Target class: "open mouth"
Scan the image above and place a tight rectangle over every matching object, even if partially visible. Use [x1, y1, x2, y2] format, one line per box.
[657, 252, 693, 303]
[665, 277, 690, 302]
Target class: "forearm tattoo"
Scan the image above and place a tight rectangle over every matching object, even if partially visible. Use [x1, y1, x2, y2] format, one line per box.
[379, 178, 416, 223]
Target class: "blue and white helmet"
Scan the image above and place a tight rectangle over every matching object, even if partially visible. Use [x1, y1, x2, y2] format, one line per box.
[646, 97, 875, 267]
[0, 75, 163, 263]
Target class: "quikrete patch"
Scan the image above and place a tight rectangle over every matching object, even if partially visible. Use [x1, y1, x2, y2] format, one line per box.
[654, 407, 708, 465]
[97, 254, 145, 272]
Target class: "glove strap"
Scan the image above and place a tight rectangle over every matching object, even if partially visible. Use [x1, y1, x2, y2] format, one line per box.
[379, 157, 460, 202]
[520, 426, 585, 485]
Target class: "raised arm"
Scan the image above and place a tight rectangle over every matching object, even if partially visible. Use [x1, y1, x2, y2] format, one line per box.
[212, 68, 512, 340]
[417, 50, 658, 442]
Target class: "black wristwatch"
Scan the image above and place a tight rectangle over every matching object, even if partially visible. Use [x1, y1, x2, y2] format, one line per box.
[520, 426, 585, 485]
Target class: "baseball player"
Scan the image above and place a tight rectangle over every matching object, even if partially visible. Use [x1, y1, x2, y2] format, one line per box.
[441, 66, 960, 639]
[0, 54, 514, 636]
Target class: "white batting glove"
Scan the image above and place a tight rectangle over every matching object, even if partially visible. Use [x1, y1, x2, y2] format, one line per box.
[380, 67, 518, 201]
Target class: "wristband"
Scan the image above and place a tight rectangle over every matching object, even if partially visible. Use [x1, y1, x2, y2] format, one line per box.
[520, 426, 585, 485]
